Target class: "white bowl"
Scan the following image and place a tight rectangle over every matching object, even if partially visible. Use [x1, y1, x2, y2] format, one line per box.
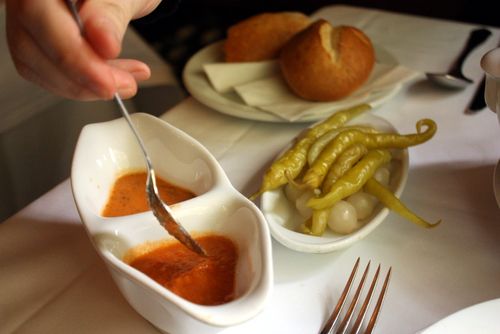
[261, 113, 409, 253]
[71, 113, 273, 334]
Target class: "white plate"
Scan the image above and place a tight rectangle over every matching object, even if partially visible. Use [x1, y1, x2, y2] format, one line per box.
[417, 298, 500, 333]
[183, 41, 402, 123]
[260, 113, 409, 253]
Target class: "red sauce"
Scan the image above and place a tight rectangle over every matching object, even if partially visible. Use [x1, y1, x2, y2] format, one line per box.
[102, 171, 195, 217]
[125, 235, 238, 305]
[104, 172, 237, 305]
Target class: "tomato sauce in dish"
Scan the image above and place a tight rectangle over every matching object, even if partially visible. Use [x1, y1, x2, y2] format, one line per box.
[102, 171, 195, 217]
[125, 235, 238, 305]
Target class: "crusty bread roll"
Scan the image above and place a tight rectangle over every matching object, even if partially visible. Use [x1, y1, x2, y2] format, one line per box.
[279, 19, 375, 101]
[224, 12, 310, 62]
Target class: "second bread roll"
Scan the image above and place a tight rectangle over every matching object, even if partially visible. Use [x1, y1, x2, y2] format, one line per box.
[279, 19, 375, 101]
[224, 12, 310, 62]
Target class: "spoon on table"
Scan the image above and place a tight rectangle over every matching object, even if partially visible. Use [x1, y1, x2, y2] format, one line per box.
[426, 28, 492, 89]
[64, 0, 206, 256]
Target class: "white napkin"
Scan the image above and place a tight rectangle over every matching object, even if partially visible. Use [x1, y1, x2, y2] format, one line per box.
[203, 61, 420, 121]
[203, 61, 279, 93]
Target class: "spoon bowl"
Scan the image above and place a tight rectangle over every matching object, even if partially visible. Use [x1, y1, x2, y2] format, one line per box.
[426, 72, 473, 89]
[426, 28, 491, 89]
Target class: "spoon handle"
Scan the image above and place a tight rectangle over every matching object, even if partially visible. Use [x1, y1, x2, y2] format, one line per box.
[449, 28, 492, 77]
[64, 0, 207, 256]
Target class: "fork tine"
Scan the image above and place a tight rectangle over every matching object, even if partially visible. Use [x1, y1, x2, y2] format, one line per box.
[363, 267, 392, 334]
[320, 258, 360, 334]
[336, 261, 371, 334]
[349, 265, 381, 334]
[320, 260, 392, 334]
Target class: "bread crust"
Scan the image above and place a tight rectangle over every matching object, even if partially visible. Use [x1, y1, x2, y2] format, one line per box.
[224, 12, 310, 62]
[279, 19, 375, 101]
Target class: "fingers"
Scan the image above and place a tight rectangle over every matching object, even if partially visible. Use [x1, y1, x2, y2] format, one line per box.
[108, 59, 153, 98]
[109, 59, 151, 82]
[8, 20, 144, 100]
[80, 0, 161, 59]
[6, 6, 97, 100]
[5, 0, 158, 101]
[80, 0, 132, 60]
[7, 0, 116, 99]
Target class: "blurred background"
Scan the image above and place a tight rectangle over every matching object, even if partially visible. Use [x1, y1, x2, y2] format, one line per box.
[0, 0, 497, 222]
[132, 0, 498, 91]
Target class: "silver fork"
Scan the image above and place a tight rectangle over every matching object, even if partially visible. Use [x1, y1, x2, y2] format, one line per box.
[320, 258, 392, 334]
[65, 0, 206, 256]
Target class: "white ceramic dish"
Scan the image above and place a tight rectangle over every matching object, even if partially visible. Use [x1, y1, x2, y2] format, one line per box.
[183, 41, 401, 123]
[417, 298, 500, 333]
[71, 113, 273, 334]
[260, 113, 409, 253]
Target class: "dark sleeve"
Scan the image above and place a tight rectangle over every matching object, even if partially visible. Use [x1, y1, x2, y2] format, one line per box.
[133, 0, 182, 24]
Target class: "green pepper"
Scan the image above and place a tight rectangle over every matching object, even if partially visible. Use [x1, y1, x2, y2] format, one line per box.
[303, 119, 437, 189]
[322, 143, 369, 193]
[250, 104, 371, 199]
[364, 178, 441, 228]
[307, 125, 378, 166]
[309, 209, 330, 236]
[307, 149, 392, 210]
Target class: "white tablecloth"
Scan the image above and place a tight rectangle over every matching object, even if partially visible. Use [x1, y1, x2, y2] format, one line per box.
[1, 5, 500, 334]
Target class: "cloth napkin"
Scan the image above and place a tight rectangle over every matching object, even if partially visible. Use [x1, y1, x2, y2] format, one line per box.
[203, 60, 420, 121]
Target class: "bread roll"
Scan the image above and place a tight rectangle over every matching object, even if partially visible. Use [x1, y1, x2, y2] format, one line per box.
[279, 19, 375, 101]
[224, 12, 310, 62]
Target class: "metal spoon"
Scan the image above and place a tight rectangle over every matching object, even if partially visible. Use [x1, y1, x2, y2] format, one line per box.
[426, 28, 491, 89]
[65, 0, 206, 256]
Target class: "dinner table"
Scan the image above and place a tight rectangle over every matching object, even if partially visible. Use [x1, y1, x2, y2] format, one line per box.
[1, 5, 500, 334]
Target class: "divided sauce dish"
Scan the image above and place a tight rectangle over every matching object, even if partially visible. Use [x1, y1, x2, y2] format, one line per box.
[71, 113, 273, 334]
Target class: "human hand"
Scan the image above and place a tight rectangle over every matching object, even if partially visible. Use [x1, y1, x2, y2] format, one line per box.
[5, 0, 162, 100]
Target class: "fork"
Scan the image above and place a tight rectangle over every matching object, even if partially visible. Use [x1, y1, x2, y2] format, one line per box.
[320, 258, 392, 334]
[64, 0, 206, 256]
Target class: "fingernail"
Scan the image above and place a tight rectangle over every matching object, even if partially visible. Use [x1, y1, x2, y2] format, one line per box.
[117, 84, 137, 99]
[131, 68, 151, 82]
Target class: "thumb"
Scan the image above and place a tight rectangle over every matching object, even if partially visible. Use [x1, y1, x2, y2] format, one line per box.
[79, 0, 160, 59]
